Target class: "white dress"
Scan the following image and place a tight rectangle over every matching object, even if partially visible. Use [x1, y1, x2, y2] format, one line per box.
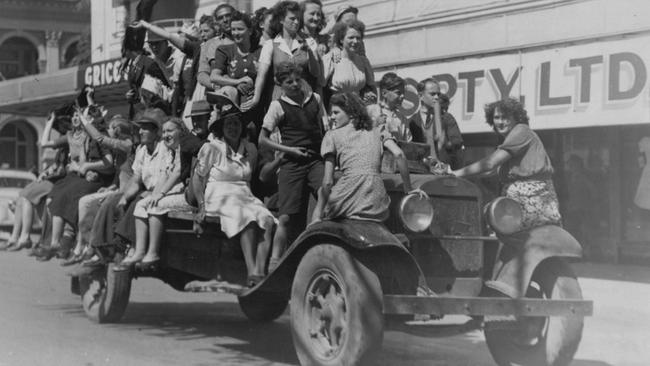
[635, 136, 650, 210]
[197, 139, 276, 237]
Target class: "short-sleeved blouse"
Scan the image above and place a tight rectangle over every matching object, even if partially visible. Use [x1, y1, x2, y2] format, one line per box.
[213, 43, 260, 81]
[320, 123, 394, 221]
[131, 142, 179, 191]
[322, 52, 373, 94]
[497, 124, 554, 182]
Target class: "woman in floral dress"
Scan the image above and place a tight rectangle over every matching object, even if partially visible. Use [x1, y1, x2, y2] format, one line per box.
[452, 98, 562, 230]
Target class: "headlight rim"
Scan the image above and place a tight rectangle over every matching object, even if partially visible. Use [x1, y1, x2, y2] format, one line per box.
[398, 193, 434, 233]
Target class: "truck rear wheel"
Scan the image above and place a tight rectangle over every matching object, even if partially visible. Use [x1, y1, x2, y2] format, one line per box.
[290, 244, 383, 366]
[80, 263, 132, 323]
[484, 258, 584, 366]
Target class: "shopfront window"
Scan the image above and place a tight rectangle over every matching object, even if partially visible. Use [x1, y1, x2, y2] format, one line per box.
[621, 126, 650, 254]
[559, 127, 612, 261]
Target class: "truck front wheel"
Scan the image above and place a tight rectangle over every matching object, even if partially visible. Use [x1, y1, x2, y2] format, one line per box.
[484, 258, 584, 366]
[290, 244, 383, 366]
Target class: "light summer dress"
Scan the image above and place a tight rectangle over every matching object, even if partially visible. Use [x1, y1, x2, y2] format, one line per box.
[196, 139, 276, 237]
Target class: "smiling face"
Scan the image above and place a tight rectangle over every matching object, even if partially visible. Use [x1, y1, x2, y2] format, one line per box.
[493, 107, 515, 136]
[342, 28, 362, 53]
[303, 3, 322, 32]
[282, 10, 300, 36]
[71, 111, 82, 128]
[230, 20, 250, 45]
[199, 22, 216, 42]
[161, 121, 181, 149]
[330, 105, 350, 129]
[223, 116, 242, 143]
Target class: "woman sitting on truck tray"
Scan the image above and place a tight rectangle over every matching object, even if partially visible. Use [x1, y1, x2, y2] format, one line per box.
[311, 92, 423, 224]
[452, 98, 562, 229]
[192, 109, 276, 287]
[114, 116, 185, 271]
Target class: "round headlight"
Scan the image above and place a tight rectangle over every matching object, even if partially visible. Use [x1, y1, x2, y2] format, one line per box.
[399, 194, 434, 232]
[485, 197, 523, 235]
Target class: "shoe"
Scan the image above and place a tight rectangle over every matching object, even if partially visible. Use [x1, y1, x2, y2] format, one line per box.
[61, 253, 84, 267]
[113, 258, 140, 272]
[136, 259, 160, 273]
[82, 255, 105, 268]
[0, 242, 17, 251]
[31, 246, 50, 258]
[27, 245, 40, 257]
[36, 247, 60, 262]
[8, 239, 32, 252]
[247, 274, 264, 288]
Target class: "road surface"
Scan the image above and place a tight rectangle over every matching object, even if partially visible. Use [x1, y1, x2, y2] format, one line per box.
[0, 250, 648, 366]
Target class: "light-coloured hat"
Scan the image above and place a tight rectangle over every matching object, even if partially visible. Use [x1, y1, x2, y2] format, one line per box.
[206, 86, 241, 113]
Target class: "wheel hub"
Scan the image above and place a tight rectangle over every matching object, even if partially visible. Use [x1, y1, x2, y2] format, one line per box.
[306, 271, 348, 360]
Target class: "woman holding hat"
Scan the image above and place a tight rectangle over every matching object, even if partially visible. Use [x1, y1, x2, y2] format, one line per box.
[192, 110, 276, 286]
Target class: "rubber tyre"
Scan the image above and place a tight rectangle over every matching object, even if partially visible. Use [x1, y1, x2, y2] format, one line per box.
[290, 244, 383, 366]
[484, 258, 585, 366]
[80, 263, 132, 323]
[238, 294, 288, 323]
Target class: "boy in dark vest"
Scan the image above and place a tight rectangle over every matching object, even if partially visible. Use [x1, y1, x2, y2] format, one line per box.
[258, 62, 329, 267]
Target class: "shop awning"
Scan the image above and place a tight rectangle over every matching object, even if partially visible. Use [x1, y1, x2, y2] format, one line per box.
[0, 58, 129, 116]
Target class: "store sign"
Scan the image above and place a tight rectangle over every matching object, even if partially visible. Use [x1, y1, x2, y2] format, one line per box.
[393, 36, 650, 133]
[79, 59, 127, 88]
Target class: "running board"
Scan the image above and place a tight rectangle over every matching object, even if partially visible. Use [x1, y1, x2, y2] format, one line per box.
[383, 295, 593, 317]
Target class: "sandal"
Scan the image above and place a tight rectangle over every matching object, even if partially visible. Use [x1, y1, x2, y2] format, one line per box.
[247, 274, 264, 288]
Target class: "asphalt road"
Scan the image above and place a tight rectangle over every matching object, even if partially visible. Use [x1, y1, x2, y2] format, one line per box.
[0, 249, 648, 366]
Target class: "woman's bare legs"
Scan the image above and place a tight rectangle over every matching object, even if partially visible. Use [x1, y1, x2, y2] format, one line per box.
[240, 222, 259, 278]
[122, 217, 148, 264]
[7, 198, 24, 243]
[49, 215, 65, 248]
[17, 198, 34, 243]
[142, 214, 164, 262]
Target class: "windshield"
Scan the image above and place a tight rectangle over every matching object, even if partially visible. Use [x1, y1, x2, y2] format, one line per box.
[0, 177, 33, 188]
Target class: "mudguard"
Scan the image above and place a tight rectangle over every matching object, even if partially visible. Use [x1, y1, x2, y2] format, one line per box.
[484, 225, 582, 298]
[240, 219, 421, 301]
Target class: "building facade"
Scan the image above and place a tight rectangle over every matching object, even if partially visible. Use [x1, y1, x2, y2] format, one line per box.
[0, 0, 90, 170]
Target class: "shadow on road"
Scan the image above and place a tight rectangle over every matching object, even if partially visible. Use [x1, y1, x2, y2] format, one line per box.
[574, 262, 650, 284]
[56, 299, 491, 366]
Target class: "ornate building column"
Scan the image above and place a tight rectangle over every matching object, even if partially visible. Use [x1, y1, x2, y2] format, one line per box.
[44, 30, 63, 72]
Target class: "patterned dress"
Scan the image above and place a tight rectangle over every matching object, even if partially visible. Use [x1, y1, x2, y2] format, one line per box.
[321, 123, 393, 221]
[498, 124, 562, 229]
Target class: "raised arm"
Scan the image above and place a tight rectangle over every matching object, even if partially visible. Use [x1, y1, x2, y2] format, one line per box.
[133, 20, 188, 51]
[453, 148, 511, 178]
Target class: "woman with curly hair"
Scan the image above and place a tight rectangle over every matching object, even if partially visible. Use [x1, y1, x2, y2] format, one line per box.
[452, 98, 562, 229]
[247, 0, 322, 111]
[299, 0, 328, 56]
[322, 20, 374, 99]
[311, 92, 420, 223]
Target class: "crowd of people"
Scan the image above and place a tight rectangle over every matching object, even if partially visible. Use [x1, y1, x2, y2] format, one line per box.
[0, 1, 564, 288]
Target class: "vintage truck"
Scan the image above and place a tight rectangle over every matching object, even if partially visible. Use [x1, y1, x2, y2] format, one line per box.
[72, 169, 592, 366]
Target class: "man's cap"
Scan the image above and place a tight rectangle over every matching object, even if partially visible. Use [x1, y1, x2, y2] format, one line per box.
[133, 108, 167, 130]
[185, 100, 213, 118]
